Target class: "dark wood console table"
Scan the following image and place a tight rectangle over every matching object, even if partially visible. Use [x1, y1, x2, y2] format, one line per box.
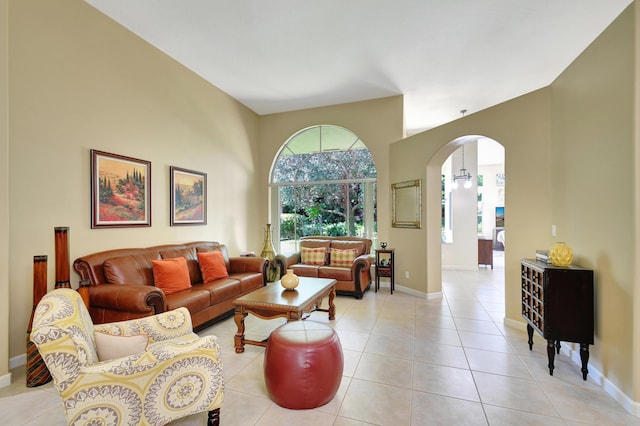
[520, 259, 594, 380]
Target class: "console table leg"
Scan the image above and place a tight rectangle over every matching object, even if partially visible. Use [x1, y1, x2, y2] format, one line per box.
[580, 343, 590, 380]
[555, 340, 561, 354]
[547, 339, 556, 376]
[526, 324, 534, 350]
[234, 310, 247, 353]
[328, 287, 336, 320]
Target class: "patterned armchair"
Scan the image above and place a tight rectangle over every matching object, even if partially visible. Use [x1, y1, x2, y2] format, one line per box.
[30, 288, 224, 426]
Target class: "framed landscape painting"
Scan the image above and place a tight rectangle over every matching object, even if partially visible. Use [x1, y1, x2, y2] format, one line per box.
[170, 166, 207, 226]
[91, 150, 151, 228]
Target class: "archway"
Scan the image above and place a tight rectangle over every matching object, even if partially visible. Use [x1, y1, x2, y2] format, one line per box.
[425, 135, 506, 298]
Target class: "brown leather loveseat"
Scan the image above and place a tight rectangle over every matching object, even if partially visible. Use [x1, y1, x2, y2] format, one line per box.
[73, 241, 267, 329]
[275, 236, 372, 299]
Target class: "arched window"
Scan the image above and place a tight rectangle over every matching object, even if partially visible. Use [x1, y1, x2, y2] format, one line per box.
[270, 125, 377, 253]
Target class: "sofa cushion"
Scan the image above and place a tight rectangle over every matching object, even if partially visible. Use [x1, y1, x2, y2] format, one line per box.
[199, 278, 241, 303]
[319, 266, 353, 281]
[164, 288, 212, 312]
[197, 250, 229, 282]
[159, 247, 202, 284]
[103, 252, 160, 285]
[301, 247, 327, 265]
[329, 248, 357, 267]
[291, 264, 320, 278]
[330, 240, 366, 256]
[151, 257, 192, 295]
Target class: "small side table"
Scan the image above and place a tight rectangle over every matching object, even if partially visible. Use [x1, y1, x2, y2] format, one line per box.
[375, 249, 395, 294]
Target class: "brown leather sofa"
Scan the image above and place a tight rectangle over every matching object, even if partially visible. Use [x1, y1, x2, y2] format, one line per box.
[274, 236, 372, 299]
[73, 241, 267, 329]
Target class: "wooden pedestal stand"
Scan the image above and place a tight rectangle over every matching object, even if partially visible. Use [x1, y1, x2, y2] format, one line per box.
[26, 255, 52, 387]
[54, 227, 71, 289]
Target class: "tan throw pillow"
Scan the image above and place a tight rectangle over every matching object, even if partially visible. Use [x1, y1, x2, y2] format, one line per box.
[329, 248, 357, 267]
[301, 246, 327, 265]
[94, 332, 149, 361]
[151, 257, 192, 294]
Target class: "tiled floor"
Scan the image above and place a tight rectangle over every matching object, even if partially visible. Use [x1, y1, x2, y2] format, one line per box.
[2, 252, 639, 425]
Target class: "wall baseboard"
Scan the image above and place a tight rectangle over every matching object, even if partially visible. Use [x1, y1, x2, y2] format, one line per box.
[389, 283, 442, 300]
[0, 371, 11, 388]
[503, 317, 639, 418]
[9, 353, 26, 370]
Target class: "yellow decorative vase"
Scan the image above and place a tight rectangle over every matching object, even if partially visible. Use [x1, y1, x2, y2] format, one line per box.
[281, 269, 299, 290]
[549, 242, 573, 267]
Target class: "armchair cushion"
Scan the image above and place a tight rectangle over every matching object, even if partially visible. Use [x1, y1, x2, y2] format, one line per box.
[94, 331, 149, 361]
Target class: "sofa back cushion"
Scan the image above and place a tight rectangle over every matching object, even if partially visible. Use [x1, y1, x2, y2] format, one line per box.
[159, 246, 202, 284]
[103, 252, 160, 285]
[300, 239, 330, 265]
[330, 240, 367, 257]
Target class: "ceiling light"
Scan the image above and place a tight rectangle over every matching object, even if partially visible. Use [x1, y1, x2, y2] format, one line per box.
[452, 144, 472, 189]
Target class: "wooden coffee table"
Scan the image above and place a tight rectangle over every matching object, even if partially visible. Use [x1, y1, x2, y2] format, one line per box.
[233, 277, 337, 353]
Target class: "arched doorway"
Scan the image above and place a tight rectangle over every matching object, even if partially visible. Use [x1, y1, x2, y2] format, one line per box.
[425, 135, 506, 298]
[442, 137, 505, 269]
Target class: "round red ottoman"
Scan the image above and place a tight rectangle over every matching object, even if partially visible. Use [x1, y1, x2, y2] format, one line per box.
[264, 320, 343, 409]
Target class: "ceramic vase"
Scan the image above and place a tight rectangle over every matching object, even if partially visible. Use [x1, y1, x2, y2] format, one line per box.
[549, 242, 573, 267]
[281, 269, 299, 290]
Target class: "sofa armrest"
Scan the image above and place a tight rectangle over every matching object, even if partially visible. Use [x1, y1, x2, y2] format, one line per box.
[353, 254, 373, 270]
[274, 253, 301, 276]
[89, 284, 166, 316]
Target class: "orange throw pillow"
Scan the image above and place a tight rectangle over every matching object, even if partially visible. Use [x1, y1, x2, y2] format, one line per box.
[198, 250, 229, 282]
[151, 257, 191, 294]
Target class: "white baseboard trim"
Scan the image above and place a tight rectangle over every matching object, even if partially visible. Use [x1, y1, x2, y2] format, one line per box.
[561, 345, 640, 417]
[503, 317, 639, 418]
[0, 371, 11, 388]
[0, 354, 25, 389]
[384, 283, 442, 300]
[10, 353, 26, 370]
[441, 265, 479, 271]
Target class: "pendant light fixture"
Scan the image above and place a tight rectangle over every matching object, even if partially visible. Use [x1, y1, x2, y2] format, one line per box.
[452, 144, 473, 189]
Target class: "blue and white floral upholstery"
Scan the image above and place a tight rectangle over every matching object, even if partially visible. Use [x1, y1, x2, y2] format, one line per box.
[30, 288, 224, 426]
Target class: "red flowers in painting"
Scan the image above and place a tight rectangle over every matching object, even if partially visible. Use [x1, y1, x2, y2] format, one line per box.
[99, 169, 146, 221]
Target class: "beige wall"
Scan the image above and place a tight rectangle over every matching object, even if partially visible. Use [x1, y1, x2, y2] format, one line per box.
[390, 3, 638, 404]
[258, 95, 405, 246]
[390, 88, 552, 306]
[1, 0, 9, 383]
[551, 4, 636, 399]
[6, 0, 262, 361]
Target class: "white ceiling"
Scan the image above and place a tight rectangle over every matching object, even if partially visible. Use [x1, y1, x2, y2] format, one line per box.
[85, 0, 632, 134]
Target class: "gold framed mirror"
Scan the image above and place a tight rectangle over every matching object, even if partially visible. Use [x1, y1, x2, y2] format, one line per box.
[392, 179, 422, 229]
